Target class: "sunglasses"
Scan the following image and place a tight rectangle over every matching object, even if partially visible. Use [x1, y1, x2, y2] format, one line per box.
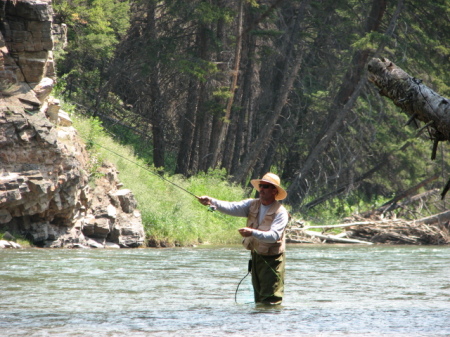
[259, 184, 274, 189]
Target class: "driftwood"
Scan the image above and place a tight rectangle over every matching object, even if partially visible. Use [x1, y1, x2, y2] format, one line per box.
[301, 230, 373, 245]
[287, 212, 450, 245]
[348, 220, 449, 245]
[414, 210, 450, 226]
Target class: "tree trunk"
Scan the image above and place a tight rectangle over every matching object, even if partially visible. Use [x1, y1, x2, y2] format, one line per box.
[147, 3, 165, 169]
[377, 173, 440, 213]
[175, 79, 199, 175]
[414, 210, 450, 226]
[232, 0, 308, 185]
[210, 0, 244, 168]
[367, 57, 450, 143]
[302, 140, 412, 210]
[228, 7, 259, 176]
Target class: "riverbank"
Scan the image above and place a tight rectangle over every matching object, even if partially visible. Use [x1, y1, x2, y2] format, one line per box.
[288, 211, 450, 245]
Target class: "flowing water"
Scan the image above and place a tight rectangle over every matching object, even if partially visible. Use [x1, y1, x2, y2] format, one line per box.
[1, 244, 449, 336]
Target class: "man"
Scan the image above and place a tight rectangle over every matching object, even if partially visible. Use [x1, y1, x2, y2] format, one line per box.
[198, 172, 289, 305]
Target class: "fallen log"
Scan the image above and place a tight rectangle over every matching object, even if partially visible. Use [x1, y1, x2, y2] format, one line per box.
[367, 57, 450, 198]
[376, 174, 440, 214]
[368, 58, 450, 142]
[302, 230, 373, 245]
[291, 219, 404, 230]
[413, 210, 450, 226]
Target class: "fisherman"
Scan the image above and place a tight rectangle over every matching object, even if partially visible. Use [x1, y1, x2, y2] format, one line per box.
[198, 172, 289, 305]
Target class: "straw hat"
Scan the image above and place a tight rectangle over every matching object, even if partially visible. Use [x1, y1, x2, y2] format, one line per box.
[250, 172, 287, 201]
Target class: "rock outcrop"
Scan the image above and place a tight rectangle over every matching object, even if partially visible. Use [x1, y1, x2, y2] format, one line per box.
[0, 0, 145, 248]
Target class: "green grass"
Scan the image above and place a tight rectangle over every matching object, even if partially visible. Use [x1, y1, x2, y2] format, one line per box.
[69, 110, 249, 246]
[0, 232, 32, 247]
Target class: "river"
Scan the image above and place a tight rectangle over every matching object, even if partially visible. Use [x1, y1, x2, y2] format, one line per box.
[1, 244, 449, 336]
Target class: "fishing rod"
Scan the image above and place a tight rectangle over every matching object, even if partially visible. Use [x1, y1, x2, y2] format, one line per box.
[81, 137, 201, 197]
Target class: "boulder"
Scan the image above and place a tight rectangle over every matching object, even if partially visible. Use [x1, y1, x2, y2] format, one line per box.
[0, 240, 22, 249]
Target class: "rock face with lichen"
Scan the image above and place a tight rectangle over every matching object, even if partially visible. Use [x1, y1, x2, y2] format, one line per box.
[0, 0, 145, 248]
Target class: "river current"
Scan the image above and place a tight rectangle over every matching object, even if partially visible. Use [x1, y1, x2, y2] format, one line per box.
[1, 244, 449, 336]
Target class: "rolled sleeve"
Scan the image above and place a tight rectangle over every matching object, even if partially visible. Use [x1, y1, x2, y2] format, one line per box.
[252, 210, 289, 243]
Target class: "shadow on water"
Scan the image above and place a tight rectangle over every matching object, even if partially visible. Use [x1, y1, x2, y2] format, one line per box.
[1, 244, 450, 336]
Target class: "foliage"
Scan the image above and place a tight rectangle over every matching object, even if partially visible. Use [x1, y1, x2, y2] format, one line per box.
[0, 232, 33, 247]
[52, 0, 130, 105]
[53, 0, 450, 235]
[68, 110, 248, 245]
[59, 100, 106, 180]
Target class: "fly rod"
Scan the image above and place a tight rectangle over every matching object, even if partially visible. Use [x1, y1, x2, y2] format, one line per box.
[84, 139, 201, 199]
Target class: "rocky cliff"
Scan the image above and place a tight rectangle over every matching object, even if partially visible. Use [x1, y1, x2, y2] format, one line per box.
[0, 0, 145, 248]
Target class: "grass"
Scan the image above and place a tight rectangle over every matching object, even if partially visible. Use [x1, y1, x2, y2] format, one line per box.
[0, 232, 32, 247]
[69, 109, 250, 246]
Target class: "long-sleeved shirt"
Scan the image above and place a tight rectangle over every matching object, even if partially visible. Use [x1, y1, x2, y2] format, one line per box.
[210, 198, 289, 243]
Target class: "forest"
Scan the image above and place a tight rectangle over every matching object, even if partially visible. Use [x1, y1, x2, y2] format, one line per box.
[52, 0, 450, 219]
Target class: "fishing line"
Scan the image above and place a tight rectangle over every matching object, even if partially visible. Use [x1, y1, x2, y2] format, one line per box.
[235, 259, 252, 304]
[85, 133, 256, 301]
[82, 135, 201, 200]
[6, 107, 251, 299]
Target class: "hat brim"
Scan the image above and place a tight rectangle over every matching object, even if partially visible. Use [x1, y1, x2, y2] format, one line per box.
[250, 178, 287, 201]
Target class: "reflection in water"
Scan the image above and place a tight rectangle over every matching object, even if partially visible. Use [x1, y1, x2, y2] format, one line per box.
[1, 245, 449, 336]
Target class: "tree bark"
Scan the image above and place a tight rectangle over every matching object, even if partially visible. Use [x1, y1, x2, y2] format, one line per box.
[175, 79, 199, 175]
[147, 3, 165, 169]
[367, 57, 450, 143]
[367, 57, 450, 198]
[228, 7, 258, 176]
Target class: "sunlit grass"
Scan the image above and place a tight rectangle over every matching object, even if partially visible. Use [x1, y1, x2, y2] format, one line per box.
[70, 110, 248, 246]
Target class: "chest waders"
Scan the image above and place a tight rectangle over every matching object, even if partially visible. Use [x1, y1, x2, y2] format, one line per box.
[251, 249, 285, 304]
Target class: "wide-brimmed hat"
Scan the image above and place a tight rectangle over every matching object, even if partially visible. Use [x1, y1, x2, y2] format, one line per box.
[250, 172, 287, 200]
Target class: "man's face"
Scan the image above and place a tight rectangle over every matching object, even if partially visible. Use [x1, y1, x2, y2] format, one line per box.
[258, 183, 277, 204]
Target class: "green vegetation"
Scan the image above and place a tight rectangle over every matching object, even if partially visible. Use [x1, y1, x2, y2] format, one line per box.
[0, 232, 32, 248]
[50, 1, 450, 245]
[68, 106, 249, 245]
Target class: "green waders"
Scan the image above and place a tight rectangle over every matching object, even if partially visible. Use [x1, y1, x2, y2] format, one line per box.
[251, 250, 285, 304]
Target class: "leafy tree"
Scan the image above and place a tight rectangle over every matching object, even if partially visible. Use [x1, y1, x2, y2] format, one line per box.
[53, 0, 130, 105]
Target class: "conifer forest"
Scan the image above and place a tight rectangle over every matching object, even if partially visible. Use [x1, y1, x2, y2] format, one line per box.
[53, 0, 450, 215]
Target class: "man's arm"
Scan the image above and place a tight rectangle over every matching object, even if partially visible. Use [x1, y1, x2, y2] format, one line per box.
[249, 210, 289, 243]
[198, 196, 252, 217]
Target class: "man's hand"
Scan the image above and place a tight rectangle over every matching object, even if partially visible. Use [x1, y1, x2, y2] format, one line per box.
[238, 227, 254, 237]
[197, 196, 211, 206]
